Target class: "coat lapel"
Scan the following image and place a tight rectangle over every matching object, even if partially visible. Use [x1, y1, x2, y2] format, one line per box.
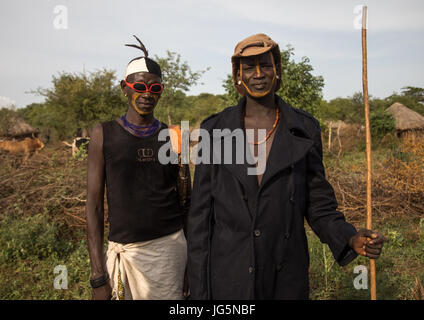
[218, 96, 315, 196]
[259, 98, 314, 190]
[218, 99, 259, 196]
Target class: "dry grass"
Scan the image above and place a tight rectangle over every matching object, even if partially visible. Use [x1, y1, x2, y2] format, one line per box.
[413, 277, 424, 300]
[327, 138, 424, 225]
[0, 143, 92, 228]
[1, 139, 422, 228]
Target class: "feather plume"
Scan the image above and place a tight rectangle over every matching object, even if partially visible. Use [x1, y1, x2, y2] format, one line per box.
[125, 35, 149, 57]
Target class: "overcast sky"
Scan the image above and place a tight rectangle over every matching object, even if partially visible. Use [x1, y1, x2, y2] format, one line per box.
[1, 0, 423, 108]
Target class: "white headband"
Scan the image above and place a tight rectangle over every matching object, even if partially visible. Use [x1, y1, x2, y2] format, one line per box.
[125, 58, 149, 79]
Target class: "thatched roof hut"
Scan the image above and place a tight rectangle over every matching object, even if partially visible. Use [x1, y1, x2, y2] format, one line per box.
[2, 117, 39, 138]
[386, 102, 424, 131]
[385, 102, 424, 139]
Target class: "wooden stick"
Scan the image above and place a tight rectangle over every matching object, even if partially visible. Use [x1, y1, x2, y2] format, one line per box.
[361, 5, 377, 300]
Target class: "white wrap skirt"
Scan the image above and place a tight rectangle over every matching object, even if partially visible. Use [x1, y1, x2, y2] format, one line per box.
[105, 229, 187, 300]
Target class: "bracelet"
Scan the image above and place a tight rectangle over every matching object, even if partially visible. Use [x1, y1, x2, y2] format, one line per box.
[89, 274, 109, 288]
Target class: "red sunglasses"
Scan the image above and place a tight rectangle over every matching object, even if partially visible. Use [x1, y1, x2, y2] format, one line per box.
[124, 79, 164, 93]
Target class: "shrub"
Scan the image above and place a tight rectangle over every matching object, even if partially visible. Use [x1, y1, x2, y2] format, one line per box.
[370, 109, 395, 142]
[0, 214, 74, 263]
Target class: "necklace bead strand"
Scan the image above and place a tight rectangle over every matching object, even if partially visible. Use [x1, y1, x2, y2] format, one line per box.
[247, 108, 280, 145]
[120, 114, 160, 138]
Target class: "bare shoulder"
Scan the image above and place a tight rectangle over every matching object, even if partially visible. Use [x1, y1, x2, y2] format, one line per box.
[89, 123, 104, 145]
[87, 123, 104, 157]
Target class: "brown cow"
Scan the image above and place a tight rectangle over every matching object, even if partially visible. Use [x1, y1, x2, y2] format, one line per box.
[0, 137, 45, 160]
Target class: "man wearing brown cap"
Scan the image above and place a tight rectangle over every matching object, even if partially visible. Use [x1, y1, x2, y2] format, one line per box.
[187, 33, 384, 299]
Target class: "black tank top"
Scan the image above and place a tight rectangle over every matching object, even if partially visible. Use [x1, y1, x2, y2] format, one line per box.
[102, 120, 183, 244]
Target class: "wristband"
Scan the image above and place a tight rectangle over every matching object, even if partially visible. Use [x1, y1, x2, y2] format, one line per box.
[90, 274, 109, 288]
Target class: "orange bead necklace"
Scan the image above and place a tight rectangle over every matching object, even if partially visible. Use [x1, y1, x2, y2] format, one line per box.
[246, 108, 280, 145]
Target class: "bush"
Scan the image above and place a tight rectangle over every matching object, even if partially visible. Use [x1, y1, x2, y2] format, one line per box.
[0, 108, 17, 136]
[0, 214, 74, 262]
[370, 109, 395, 142]
[0, 212, 91, 299]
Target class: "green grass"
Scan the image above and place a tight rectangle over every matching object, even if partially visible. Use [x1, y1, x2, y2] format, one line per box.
[323, 147, 395, 172]
[307, 216, 424, 300]
[1, 210, 422, 299]
[0, 213, 91, 299]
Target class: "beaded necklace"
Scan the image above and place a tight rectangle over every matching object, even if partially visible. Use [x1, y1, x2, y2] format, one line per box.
[120, 114, 161, 138]
[242, 107, 280, 145]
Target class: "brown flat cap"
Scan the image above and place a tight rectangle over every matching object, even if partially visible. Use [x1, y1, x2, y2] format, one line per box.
[231, 33, 279, 62]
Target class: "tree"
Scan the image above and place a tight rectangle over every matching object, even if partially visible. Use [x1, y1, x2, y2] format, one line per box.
[401, 86, 424, 102]
[18, 102, 53, 138]
[20, 51, 209, 139]
[222, 74, 240, 107]
[320, 93, 364, 124]
[277, 46, 324, 117]
[25, 69, 126, 139]
[183, 93, 227, 126]
[319, 92, 395, 143]
[154, 51, 209, 124]
[0, 107, 18, 136]
[223, 45, 325, 118]
[384, 87, 424, 116]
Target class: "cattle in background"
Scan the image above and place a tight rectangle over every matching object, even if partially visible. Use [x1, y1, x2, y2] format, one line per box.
[0, 137, 45, 160]
[62, 137, 90, 156]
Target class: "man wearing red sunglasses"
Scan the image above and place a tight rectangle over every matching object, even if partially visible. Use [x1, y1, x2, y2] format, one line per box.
[86, 36, 190, 300]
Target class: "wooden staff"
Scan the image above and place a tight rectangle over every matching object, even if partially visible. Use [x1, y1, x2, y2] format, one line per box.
[361, 6, 377, 300]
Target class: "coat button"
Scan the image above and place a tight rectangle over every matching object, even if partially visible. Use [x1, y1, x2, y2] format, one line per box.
[289, 195, 294, 203]
[276, 264, 283, 272]
[284, 233, 290, 239]
[254, 230, 261, 237]
[248, 266, 255, 274]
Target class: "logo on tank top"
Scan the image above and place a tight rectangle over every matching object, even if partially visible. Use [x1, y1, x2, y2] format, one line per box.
[137, 148, 155, 162]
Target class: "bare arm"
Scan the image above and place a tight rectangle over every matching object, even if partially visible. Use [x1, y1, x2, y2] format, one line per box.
[85, 123, 111, 299]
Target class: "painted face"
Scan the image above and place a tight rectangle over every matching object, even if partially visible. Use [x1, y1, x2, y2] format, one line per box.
[122, 72, 162, 115]
[238, 52, 276, 98]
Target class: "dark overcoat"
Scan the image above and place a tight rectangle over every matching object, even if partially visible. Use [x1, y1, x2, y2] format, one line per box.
[187, 95, 358, 300]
